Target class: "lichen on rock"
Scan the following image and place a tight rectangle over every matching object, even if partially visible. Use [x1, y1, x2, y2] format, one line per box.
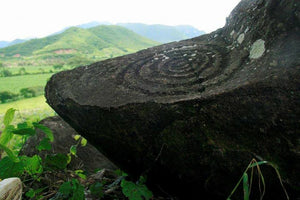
[249, 39, 265, 59]
[237, 33, 245, 44]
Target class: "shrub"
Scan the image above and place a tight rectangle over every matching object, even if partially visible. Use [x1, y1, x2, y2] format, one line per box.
[0, 91, 19, 103]
[18, 67, 27, 75]
[53, 64, 64, 70]
[0, 69, 12, 77]
[20, 86, 44, 98]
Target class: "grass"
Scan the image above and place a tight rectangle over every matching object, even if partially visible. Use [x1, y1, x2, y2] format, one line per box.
[227, 159, 289, 200]
[0, 73, 53, 93]
[5, 65, 74, 75]
[7, 65, 53, 74]
[0, 95, 55, 125]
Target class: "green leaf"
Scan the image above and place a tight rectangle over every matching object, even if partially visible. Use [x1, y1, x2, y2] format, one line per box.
[74, 135, 81, 141]
[67, 153, 72, 164]
[121, 179, 153, 200]
[243, 173, 249, 200]
[0, 143, 19, 162]
[70, 145, 77, 156]
[59, 181, 72, 196]
[0, 125, 14, 146]
[33, 123, 54, 142]
[75, 170, 86, 180]
[17, 122, 31, 129]
[3, 108, 16, 127]
[0, 125, 15, 145]
[58, 179, 85, 200]
[90, 182, 104, 198]
[71, 179, 85, 200]
[249, 161, 268, 168]
[37, 137, 52, 151]
[12, 127, 36, 136]
[81, 137, 87, 147]
[0, 156, 24, 179]
[21, 155, 43, 175]
[44, 153, 69, 170]
[25, 189, 36, 198]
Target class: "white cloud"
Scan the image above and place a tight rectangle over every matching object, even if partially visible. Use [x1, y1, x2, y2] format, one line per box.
[0, 0, 240, 41]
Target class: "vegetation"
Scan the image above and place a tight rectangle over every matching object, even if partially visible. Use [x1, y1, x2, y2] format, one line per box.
[0, 91, 19, 103]
[0, 74, 52, 94]
[227, 159, 289, 200]
[0, 25, 159, 67]
[0, 96, 54, 124]
[0, 108, 153, 200]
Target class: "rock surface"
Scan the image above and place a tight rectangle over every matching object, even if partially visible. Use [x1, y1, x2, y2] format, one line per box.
[21, 116, 117, 173]
[46, 0, 299, 199]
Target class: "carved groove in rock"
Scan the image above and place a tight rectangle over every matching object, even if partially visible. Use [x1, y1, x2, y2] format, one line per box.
[115, 45, 229, 96]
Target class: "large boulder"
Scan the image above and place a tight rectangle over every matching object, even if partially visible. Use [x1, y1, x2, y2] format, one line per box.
[45, 0, 299, 199]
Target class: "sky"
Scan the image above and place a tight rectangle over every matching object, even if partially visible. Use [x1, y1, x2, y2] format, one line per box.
[0, 0, 241, 41]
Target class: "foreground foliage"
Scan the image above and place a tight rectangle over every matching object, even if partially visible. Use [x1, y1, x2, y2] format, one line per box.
[227, 159, 289, 200]
[0, 108, 153, 200]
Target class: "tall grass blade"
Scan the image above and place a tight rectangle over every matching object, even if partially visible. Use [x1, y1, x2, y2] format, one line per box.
[226, 158, 289, 200]
[249, 161, 268, 168]
[243, 173, 250, 200]
[270, 163, 290, 200]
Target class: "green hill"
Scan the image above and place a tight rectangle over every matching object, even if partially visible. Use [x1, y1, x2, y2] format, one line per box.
[0, 25, 159, 66]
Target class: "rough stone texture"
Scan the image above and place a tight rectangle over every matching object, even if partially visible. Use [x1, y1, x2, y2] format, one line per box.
[46, 0, 299, 199]
[21, 116, 117, 173]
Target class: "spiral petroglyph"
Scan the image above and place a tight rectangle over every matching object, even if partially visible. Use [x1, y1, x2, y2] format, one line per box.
[113, 43, 229, 97]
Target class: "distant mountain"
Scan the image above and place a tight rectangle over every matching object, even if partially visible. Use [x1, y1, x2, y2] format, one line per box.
[76, 21, 112, 29]
[68, 22, 205, 43]
[51, 21, 112, 36]
[0, 22, 204, 50]
[117, 23, 205, 43]
[0, 41, 9, 48]
[0, 39, 28, 48]
[0, 25, 159, 65]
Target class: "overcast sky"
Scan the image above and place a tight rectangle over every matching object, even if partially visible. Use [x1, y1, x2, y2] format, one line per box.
[0, 0, 241, 41]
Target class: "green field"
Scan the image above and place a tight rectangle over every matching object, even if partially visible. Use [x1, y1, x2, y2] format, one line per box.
[0, 95, 55, 124]
[6, 65, 74, 75]
[7, 65, 54, 74]
[0, 73, 53, 93]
